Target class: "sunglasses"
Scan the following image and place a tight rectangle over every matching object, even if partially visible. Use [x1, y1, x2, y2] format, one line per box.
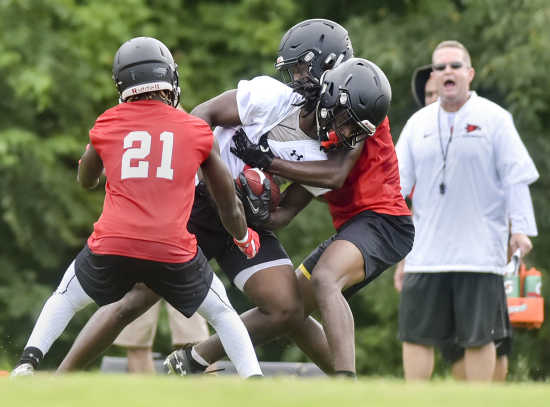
[432, 61, 464, 71]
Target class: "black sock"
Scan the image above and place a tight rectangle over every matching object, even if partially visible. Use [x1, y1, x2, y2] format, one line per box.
[333, 370, 356, 378]
[18, 347, 43, 369]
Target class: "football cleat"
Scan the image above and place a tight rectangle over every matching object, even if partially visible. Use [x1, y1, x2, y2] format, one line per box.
[164, 347, 206, 376]
[10, 363, 34, 378]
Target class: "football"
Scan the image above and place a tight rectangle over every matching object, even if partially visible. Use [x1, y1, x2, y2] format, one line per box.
[235, 167, 280, 210]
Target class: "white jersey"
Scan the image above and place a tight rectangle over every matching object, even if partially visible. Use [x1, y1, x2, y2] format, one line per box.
[216, 75, 329, 196]
[396, 92, 539, 274]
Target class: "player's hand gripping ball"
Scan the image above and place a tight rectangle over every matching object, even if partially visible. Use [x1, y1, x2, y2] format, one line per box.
[236, 168, 280, 210]
[235, 168, 280, 227]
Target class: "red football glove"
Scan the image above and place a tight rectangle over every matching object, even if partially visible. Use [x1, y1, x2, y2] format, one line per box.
[233, 228, 261, 259]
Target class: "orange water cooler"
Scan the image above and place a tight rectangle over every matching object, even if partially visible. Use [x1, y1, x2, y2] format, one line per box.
[507, 264, 544, 329]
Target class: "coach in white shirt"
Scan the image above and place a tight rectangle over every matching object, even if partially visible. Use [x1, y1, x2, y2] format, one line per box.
[395, 40, 538, 381]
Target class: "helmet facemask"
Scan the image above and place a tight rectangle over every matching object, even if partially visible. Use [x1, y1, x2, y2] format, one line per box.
[316, 89, 376, 150]
[275, 49, 344, 84]
[275, 50, 319, 84]
[167, 67, 181, 107]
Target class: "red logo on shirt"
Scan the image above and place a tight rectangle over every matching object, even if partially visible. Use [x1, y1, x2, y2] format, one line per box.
[466, 124, 480, 133]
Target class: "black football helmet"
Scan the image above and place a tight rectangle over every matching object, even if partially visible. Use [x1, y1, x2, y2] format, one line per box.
[112, 37, 180, 107]
[316, 58, 391, 148]
[275, 19, 353, 83]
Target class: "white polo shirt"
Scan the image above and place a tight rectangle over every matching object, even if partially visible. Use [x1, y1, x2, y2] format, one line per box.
[396, 92, 538, 274]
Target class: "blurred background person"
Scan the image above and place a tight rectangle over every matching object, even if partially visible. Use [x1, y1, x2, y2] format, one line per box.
[412, 64, 439, 107]
[395, 62, 514, 382]
[113, 291, 209, 373]
[395, 40, 538, 382]
[394, 63, 438, 293]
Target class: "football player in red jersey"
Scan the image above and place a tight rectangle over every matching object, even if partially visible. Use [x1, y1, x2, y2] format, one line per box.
[11, 37, 262, 378]
[56, 19, 358, 376]
[57, 27, 411, 379]
[164, 58, 412, 378]
[229, 58, 414, 377]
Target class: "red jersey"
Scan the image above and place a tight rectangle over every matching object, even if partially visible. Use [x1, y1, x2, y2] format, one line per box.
[87, 100, 213, 263]
[324, 117, 410, 230]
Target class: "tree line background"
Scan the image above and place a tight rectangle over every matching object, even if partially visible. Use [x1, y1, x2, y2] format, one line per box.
[0, 0, 549, 380]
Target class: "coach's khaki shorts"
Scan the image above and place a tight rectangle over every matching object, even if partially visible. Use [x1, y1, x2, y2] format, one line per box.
[114, 300, 209, 348]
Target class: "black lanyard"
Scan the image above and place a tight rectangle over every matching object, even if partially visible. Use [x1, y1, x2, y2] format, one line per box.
[437, 108, 453, 195]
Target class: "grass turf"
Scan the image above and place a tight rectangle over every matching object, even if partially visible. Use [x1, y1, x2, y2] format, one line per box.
[2, 374, 550, 407]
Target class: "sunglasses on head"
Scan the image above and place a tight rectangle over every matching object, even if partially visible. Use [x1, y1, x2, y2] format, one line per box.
[432, 61, 464, 71]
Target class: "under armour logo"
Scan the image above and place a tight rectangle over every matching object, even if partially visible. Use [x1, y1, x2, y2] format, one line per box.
[290, 150, 304, 160]
[175, 360, 186, 375]
[260, 144, 270, 153]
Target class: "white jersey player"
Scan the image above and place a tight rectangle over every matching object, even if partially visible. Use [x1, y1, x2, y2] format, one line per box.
[216, 75, 329, 197]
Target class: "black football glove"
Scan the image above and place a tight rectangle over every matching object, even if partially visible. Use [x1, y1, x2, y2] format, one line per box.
[236, 173, 272, 228]
[231, 129, 274, 170]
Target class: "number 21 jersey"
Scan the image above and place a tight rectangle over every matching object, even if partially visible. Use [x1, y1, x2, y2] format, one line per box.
[87, 100, 213, 263]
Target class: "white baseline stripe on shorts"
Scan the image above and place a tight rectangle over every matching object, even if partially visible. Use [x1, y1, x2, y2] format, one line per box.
[233, 259, 293, 291]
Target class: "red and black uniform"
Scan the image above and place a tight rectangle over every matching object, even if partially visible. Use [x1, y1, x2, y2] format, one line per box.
[325, 117, 410, 229]
[300, 118, 414, 297]
[76, 100, 215, 316]
[88, 100, 212, 263]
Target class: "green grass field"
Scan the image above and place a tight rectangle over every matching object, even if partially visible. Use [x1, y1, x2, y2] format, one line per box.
[2, 374, 550, 407]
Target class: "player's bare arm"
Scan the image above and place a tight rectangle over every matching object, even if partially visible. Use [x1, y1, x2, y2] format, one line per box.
[268, 142, 364, 189]
[264, 182, 313, 230]
[200, 139, 247, 240]
[191, 90, 241, 128]
[77, 143, 103, 189]
[231, 125, 364, 190]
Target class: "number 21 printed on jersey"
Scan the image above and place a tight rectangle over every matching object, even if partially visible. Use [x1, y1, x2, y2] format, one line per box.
[121, 131, 174, 180]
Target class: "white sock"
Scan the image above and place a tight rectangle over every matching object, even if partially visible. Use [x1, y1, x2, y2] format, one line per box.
[197, 274, 262, 378]
[26, 261, 93, 355]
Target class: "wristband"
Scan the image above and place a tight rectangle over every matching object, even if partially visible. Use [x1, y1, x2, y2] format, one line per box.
[235, 230, 249, 244]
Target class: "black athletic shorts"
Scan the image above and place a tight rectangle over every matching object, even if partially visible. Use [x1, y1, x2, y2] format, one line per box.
[298, 210, 414, 298]
[75, 244, 213, 317]
[439, 337, 512, 364]
[187, 182, 291, 290]
[398, 272, 511, 349]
